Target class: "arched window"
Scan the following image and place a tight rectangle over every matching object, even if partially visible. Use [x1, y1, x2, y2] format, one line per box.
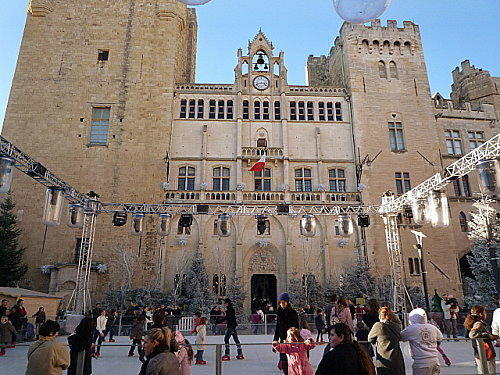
[213, 167, 230, 191]
[295, 168, 312, 192]
[298, 101, 305, 120]
[273, 62, 280, 76]
[404, 42, 411, 54]
[290, 101, 297, 120]
[197, 99, 204, 119]
[188, 99, 196, 118]
[329, 169, 346, 192]
[383, 40, 390, 54]
[394, 41, 401, 54]
[217, 100, 225, 119]
[178, 166, 195, 191]
[227, 100, 233, 119]
[318, 102, 325, 121]
[379, 61, 387, 78]
[213, 274, 227, 297]
[389, 61, 398, 79]
[327, 102, 334, 121]
[243, 100, 249, 120]
[263, 101, 270, 120]
[242, 61, 249, 75]
[459, 212, 468, 232]
[307, 102, 314, 121]
[180, 99, 187, 118]
[257, 138, 267, 148]
[335, 102, 343, 121]
[274, 101, 281, 120]
[254, 168, 271, 191]
[252, 50, 269, 72]
[361, 39, 369, 54]
[408, 258, 421, 275]
[209, 100, 216, 119]
[254, 101, 261, 120]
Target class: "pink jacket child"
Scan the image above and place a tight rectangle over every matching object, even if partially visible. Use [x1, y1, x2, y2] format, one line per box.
[175, 331, 193, 375]
[273, 328, 316, 375]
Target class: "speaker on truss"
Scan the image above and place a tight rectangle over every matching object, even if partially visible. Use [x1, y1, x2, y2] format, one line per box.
[196, 204, 209, 214]
[357, 214, 370, 228]
[256, 215, 268, 235]
[277, 204, 289, 215]
[403, 205, 413, 219]
[112, 212, 127, 227]
[179, 214, 193, 228]
[27, 162, 47, 178]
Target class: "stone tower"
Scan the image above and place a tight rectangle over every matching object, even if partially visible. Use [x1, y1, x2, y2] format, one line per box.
[2, 0, 197, 295]
[308, 20, 463, 295]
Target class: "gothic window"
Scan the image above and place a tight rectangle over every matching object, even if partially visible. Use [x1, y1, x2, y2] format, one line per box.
[453, 176, 471, 197]
[174, 274, 188, 294]
[329, 169, 346, 192]
[188, 99, 196, 119]
[445, 130, 463, 155]
[178, 166, 195, 191]
[379, 61, 387, 78]
[227, 100, 234, 119]
[197, 99, 204, 119]
[389, 61, 398, 79]
[395, 172, 411, 194]
[404, 42, 412, 54]
[327, 102, 334, 121]
[388, 121, 405, 151]
[408, 258, 421, 275]
[213, 274, 227, 297]
[263, 101, 270, 120]
[257, 138, 267, 148]
[213, 167, 230, 191]
[243, 100, 249, 120]
[298, 101, 305, 121]
[318, 102, 325, 121]
[254, 168, 271, 191]
[335, 102, 343, 121]
[468, 131, 485, 150]
[90, 107, 111, 146]
[217, 100, 225, 119]
[394, 41, 401, 54]
[209, 100, 216, 119]
[177, 220, 191, 235]
[290, 101, 297, 120]
[257, 218, 271, 235]
[252, 51, 269, 72]
[254, 101, 261, 120]
[307, 102, 314, 121]
[459, 212, 468, 232]
[274, 101, 281, 120]
[180, 100, 187, 118]
[295, 168, 312, 192]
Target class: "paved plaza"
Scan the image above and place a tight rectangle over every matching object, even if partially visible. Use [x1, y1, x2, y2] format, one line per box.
[2, 334, 499, 375]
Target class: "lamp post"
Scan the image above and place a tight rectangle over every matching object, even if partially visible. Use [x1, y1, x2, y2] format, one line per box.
[411, 230, 430, 312]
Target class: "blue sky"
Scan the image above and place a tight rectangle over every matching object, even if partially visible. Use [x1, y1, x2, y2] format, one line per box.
[1, 0, 499, 127]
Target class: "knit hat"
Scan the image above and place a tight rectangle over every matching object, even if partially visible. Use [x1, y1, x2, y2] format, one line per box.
[278, 292, 290, 304]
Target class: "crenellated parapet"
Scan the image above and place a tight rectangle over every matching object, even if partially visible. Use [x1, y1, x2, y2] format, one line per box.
[433, 93, 497, 120]
[28, 0, 54, 17]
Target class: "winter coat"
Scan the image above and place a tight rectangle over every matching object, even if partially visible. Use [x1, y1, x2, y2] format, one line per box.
[492, 308, 500, 336]
[273, 342, 315, 375]
[331, 305, 354, 333]
[273, 306, 300, 341]
[368, 321, 405, 375]
[25, 336, 70, 375]
[315, 342, 365, 375]
[141, 349, 180, 375]
[130, 319, 145, 340]
[315, 314, 326, 331]
[218, 305, 237, 329]
[175, 346, 191, 375]
[469, 319, 496, 359]
[33, 311, 46, 324]
[363, 312, 379, 330]
[67, 330, 93, 375]
[0, 321, 17, 344]
[195, 324, 207, 351]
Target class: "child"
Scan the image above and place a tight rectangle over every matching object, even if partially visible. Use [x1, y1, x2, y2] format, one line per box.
[175, 331, 194, 374]
[128, 315, 145, 358]
[0, 316, 17, 356]
[195, 317, 208, 365]
[355, 320, 374, 357]
[272, 327, 316, 375]
[314, 309, 326, 342]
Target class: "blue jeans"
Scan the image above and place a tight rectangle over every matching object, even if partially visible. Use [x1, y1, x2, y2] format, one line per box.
[196, 350, 204, 361]
[224, 327, 242, 356]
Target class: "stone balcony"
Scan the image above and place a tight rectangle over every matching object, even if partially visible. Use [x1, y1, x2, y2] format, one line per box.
[165, 190, 361, 204]
[241, 147, 284, 159]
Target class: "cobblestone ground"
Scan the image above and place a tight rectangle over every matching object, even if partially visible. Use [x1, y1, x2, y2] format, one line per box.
[2, 334, 498, 374]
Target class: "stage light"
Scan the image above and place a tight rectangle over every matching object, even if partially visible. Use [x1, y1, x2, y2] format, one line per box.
[67, 204, 84, 228]
[357, 214, 370, 228]
[300, 215, 317, 237]
[113, 212, 127, 227]
[176, 0, 212, 5]
[43, 187, 64, 226]
[476, 159, 499, 196]
[179, 214, 193, 228]
[332, 0, 392, 24]
[256, 215, 268, 235]
[158, 214, 171, 236]
[338, 214, 354, 237]
[0, 157, 15, 194]
[411, 198, 427, 225]
[426, 190, 450, 227]
[131, 213, 145, 236]
[217, 214, 231, 237]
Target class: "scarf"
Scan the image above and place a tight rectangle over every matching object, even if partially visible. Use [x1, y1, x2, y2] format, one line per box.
[139, 344, 169, 375]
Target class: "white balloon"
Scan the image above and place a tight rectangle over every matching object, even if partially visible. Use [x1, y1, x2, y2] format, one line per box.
[333, 0, 393, 24]
[177, 0, 212, 5]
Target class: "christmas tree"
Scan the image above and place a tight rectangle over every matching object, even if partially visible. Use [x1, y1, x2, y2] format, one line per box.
[0, 196, 27, 286]
[226, 274, 246, 321]
[184, 249, 215, 314]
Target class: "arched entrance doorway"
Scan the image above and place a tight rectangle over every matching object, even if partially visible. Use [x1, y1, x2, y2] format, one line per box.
[251, 274, 277, 311]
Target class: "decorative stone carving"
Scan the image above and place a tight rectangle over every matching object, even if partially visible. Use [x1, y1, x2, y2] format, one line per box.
[248, 248, 278, 272]
[28, 0, 54, 17]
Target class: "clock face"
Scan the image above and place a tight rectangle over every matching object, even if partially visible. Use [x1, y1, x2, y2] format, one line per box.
[253, 76, 270, 90]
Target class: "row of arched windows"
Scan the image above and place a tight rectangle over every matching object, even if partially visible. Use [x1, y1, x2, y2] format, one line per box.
[290, 101, 342, 121]
[379, 61, 398, 79]
[360, 40, 413, 55]
[180, 99, 234, 120]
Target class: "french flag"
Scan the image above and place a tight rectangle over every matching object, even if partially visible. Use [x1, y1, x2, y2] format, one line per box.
[249, 154, 266, 172]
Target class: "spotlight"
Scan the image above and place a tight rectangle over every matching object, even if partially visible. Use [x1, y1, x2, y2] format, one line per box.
[87, 190, 100, 199]
[338, 214, 354, 237]
[67, 204, 84, 228]
[131, 213, 145, 236]
[179, 214, 193, 228]
[402, 206, 413, 219]
[42, 187, 64, 226]
[411, 198, 427, 225]
[277, 205, 289, 215]
[476, 159, 499, 196]
[112, 212, 128, 227]
[426, 190, 450, 227]
[300, 215, 317, 237]
[158, 213, 171, 236]
[217, 214, 231, 237]
[357, 214, 370, 228]
[256, 215, 268, 235]
[0, 157, 15, 194]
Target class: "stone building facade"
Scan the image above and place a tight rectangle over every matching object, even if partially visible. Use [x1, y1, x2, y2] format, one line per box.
[2, 1, 498, 311]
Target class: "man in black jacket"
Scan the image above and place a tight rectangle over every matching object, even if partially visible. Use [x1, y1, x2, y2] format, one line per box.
[219, 298, 244, 361]
[273, 292, 299, 375]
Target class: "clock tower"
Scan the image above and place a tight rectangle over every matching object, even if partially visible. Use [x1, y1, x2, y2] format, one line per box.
[234, 30, 288, 94]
